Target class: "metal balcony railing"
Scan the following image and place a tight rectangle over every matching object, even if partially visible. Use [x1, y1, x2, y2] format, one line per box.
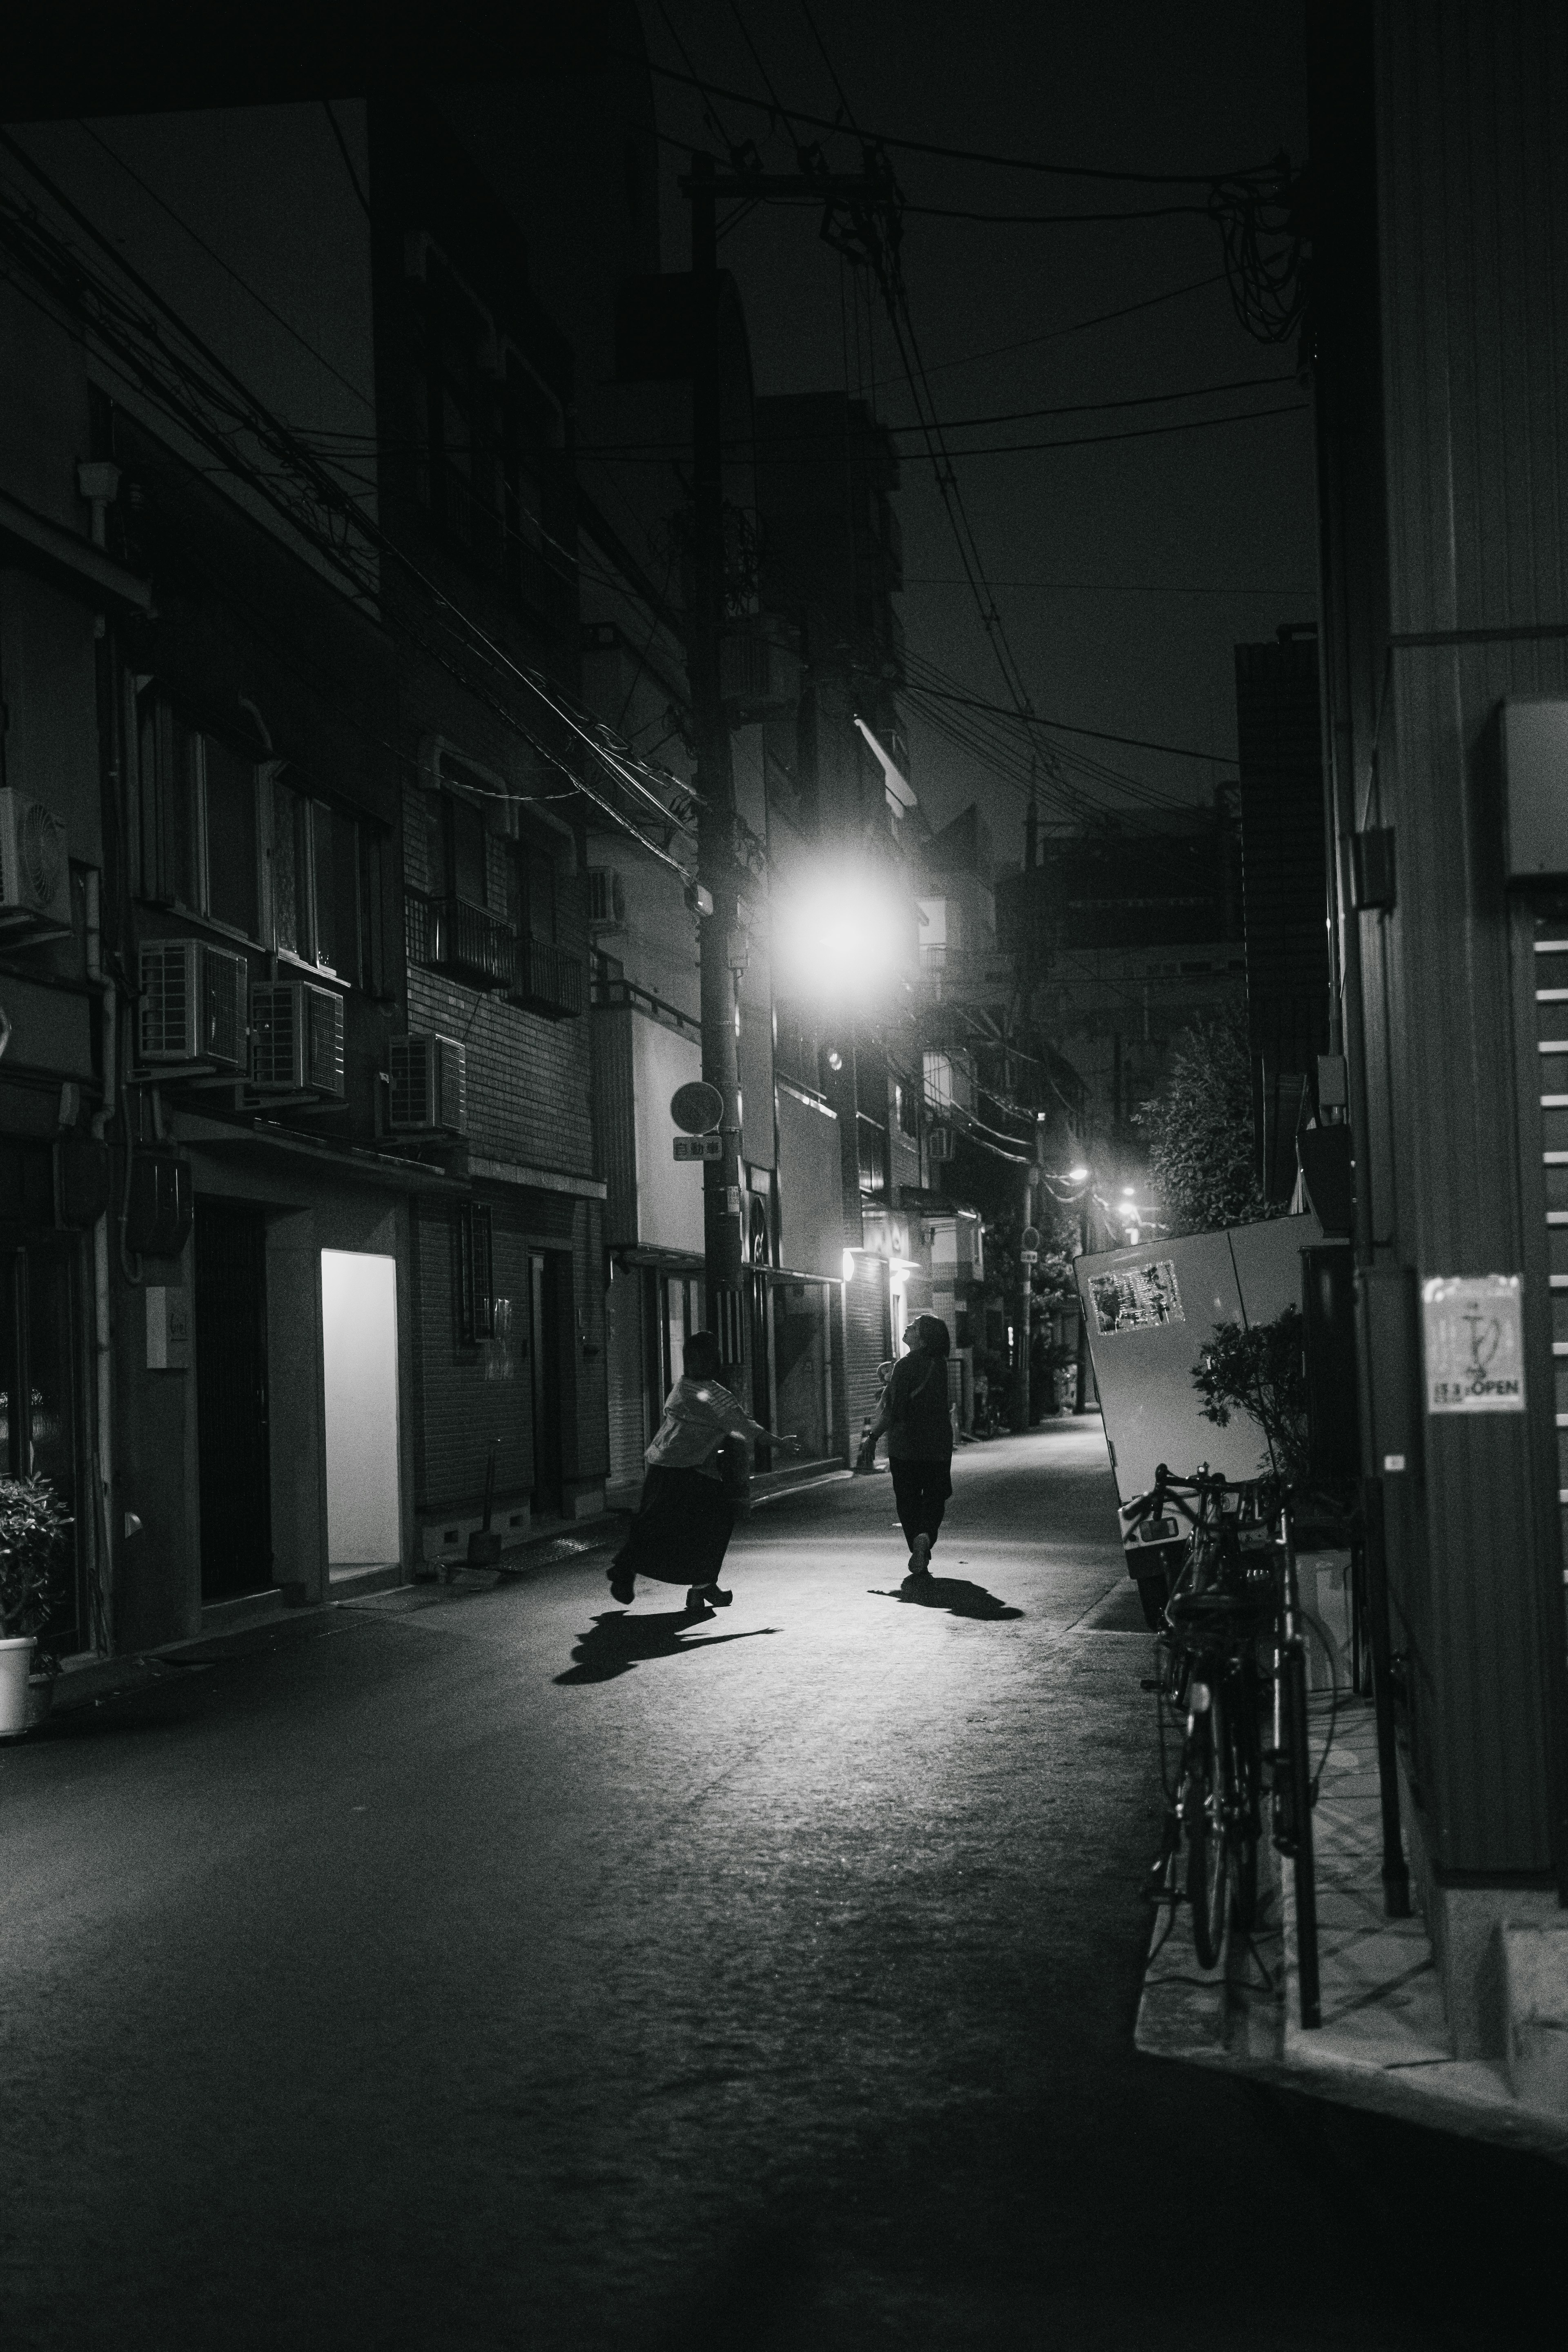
[512, 935, 586, 1021]
[403, 889, 517, 991]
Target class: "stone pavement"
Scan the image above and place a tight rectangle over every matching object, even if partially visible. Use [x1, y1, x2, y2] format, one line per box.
[0, 1426, 1561, 2349]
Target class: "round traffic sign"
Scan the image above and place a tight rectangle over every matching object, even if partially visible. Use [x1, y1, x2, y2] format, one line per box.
[1021, 1225, 1040, 1252]
[671, 1080, 724, 1136]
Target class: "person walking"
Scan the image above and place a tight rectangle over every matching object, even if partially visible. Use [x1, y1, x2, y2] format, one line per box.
[608, 1331, 800, 1612]
[863, 1314, 953, 1579]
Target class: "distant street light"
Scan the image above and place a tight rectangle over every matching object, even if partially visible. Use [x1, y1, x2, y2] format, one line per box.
[1067, 1163, 1090, 1183]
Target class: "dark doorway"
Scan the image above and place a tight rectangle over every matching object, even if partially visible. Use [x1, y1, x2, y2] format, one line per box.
[0, 1215, 85, 1655]
[529, 1249, 566, 1520]
[194, 1202, 273, 1600]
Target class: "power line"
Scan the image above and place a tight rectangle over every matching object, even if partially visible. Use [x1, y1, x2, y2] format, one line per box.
[642, 55, 1269, 187]
[321, 101, 371, 221]
[900, 198, 1209, 225]
[285, 361, 1302, 457]
[902, 400, 1308, 459]
[906, 685, 1235, 765]
[0, 136, 695, 871]
[871, 271, 1228, 388]
[74, 119, 376, 414]
[577, 396, 1308, 461]
[902, 577, 1315, 596]
[886, 370, 1298, 434]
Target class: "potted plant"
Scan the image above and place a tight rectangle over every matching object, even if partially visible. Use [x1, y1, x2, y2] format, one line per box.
[0, 1476, 71, 1737]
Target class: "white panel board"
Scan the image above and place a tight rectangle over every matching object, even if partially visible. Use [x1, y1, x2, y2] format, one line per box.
[1077, 1210, 1321, 1506]
[320, 1249, 401, 1566]
[1230, 1207, 1322, 1326]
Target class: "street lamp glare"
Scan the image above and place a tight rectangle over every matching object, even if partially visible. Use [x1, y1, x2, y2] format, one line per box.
[775, 864, 907, 1006]
[1067, 1163, 1089, 1182]
[1120, 1185, 1136, 1196]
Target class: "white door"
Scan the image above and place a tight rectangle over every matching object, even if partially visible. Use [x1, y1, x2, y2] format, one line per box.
[320, 1249, 401, 1566]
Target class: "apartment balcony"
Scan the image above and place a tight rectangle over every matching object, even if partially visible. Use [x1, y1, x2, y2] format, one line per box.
[404, 889, 517, 991]
[512, 935, 586, 1021]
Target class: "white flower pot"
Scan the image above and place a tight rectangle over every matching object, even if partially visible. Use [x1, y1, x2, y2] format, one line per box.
[0, 1635, 36, 1737]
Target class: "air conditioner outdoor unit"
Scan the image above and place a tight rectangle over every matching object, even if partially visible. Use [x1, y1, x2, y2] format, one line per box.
[389, 1032, 466, 1135]
[139, 939, 247, 1069]
[0, 786, 72, 939]
[250, 979, 346, 1096]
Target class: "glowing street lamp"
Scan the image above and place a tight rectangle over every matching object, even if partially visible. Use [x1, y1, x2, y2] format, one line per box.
[773, 864, 911, 1008]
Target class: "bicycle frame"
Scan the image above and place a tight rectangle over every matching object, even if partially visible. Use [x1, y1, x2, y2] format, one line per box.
[1131, 1464, 1316, 2010]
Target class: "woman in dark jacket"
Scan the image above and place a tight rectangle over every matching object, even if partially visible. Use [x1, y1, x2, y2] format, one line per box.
[864, 1314, 953, 1578]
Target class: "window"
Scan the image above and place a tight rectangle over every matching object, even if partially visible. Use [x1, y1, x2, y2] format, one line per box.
[421, 262, 495, 561]
[138, 694, 383, 984]
[896, 1080, 921, 1140]
[139, 695, 258, 929]
[457, 1203, 494, 1344]
[204, 737, 260, 936]
[923, 1050, 955, 1110]
[510, 827, 558, 947]
[267, 768, 386, 986]
[857, 1114, 888, 1198]
[410, 249, 565, 610]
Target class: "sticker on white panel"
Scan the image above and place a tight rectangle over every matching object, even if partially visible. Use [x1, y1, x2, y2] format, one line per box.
[1421, 1274, 1526, 1413]
[1088, 1258, 1184, 1336]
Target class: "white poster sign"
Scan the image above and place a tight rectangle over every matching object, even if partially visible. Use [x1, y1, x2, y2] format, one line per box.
[1422, 1274, 1526, 1414]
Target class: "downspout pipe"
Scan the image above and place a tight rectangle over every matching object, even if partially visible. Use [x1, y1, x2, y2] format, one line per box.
[85, 867, 115, 1655]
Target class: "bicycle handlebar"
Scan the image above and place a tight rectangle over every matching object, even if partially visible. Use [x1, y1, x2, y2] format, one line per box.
[1124, 1464, 1277, 1520]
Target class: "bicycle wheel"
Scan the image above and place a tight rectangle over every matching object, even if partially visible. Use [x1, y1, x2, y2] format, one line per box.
[1228, 1660, 1261, 1933]
[1184, 1699, 1228, 1968]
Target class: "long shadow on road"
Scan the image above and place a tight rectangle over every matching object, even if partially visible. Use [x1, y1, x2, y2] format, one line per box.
[870, 1573, 1023, 1621]
[555, 1607, 782, 1686]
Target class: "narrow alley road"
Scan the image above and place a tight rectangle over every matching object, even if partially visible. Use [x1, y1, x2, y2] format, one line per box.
[0, 1428, 1558, 2350]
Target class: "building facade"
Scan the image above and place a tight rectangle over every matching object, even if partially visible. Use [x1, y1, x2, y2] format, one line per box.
[1310, 0, 1568, 2054]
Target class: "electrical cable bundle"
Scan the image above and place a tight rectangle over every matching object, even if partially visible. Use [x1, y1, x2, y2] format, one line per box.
[0, 130, 699, 875]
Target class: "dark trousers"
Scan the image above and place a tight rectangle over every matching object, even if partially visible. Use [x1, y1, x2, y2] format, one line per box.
[890, 1457, 953, 1553]
[615, 1465, 735, 1586]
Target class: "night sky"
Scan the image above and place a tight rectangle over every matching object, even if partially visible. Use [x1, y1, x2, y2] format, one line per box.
[642, 0, 1316, 863]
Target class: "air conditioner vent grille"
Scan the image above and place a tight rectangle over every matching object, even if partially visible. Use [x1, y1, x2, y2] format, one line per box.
[390, 1032, 466, 1134]
[139, 940, 247, 1068]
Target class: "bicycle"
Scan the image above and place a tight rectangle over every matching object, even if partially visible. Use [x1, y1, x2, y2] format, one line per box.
[1127, 1465, 1275, 1969]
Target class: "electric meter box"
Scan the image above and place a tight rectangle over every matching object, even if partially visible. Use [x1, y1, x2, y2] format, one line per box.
[145, 1285, 192, 1372]
[1500, 697, 1568, 881]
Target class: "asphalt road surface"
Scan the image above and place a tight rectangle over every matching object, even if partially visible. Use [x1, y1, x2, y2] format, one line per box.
[0, 1425, 1559, 2349]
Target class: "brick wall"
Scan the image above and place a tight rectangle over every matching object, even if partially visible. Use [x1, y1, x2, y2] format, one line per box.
[406, 966, 592, 1172]
[411, 1185, 606, 1513]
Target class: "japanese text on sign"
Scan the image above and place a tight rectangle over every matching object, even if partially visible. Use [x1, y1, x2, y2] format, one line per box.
[1421, 1274, 1526, 1414]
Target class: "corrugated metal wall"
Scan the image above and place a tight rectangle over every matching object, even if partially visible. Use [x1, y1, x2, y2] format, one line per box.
[845, 1260, 891, 1447]
[1365, 0, 1568, 1870]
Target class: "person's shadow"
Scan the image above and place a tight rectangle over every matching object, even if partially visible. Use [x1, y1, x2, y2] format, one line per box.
[871, 1574, 1023, 1622]
[555, 1606, 781, 1685]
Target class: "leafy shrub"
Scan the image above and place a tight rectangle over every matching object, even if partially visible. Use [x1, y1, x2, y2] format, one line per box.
[1191, 1306, 1310, 1487]
[0, 1477, 72, 1661]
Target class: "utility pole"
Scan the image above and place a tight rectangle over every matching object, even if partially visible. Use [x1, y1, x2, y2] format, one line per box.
[1014, 1185, 1038, 1433]
[686, 152, 748, 1378]
[682, 154, 903, 1384]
